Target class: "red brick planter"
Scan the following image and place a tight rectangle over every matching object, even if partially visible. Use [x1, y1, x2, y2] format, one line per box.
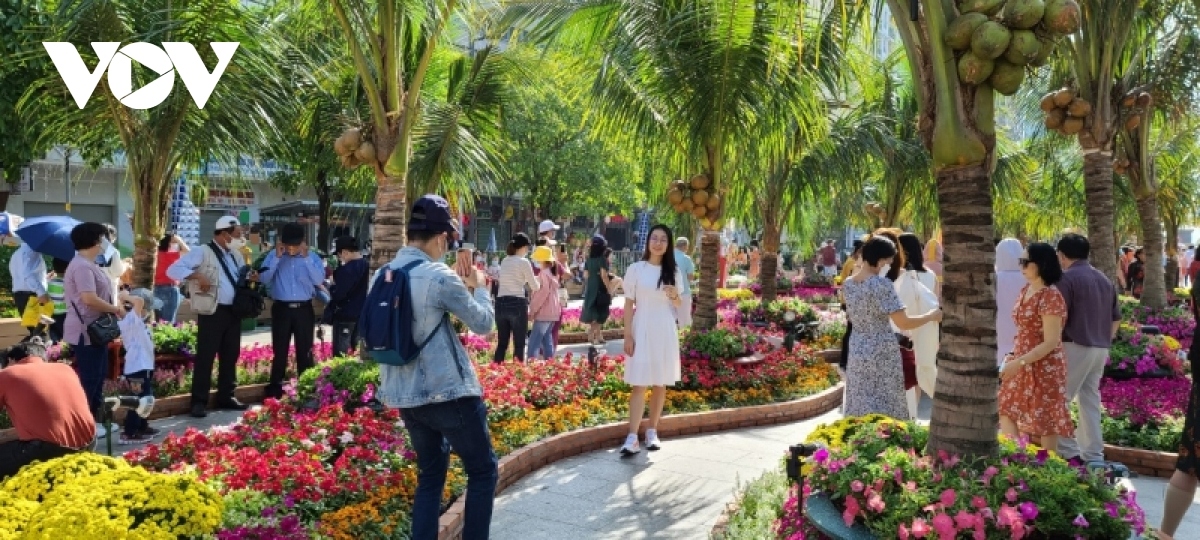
[436, 383, 845, 540]
[1103, 444, 1179, 478]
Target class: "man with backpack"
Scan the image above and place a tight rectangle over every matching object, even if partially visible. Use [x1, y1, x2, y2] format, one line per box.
[324, 236, 369, 357]
[362, 194, 496, 540]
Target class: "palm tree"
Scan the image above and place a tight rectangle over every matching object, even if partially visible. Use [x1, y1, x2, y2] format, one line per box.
[1106, 22, 1200, 307]
[23, 0, 294, 287]
[880, 0, 1069, 456]
[1044, 0, 1196, 284]
[506, 0, 826, 330]
[406, 45, 511, 210]
[314, 0, 469, 268]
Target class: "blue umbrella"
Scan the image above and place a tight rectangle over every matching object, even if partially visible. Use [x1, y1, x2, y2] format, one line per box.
[16, 216, 82, 261]
[0, 212, 22, 235]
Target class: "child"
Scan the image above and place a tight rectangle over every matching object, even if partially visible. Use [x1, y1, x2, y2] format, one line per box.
[45, 258, 69, 343]
[117, 288, 162, 444]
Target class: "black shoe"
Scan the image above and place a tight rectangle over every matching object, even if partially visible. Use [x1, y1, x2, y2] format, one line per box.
[263, 385, 285, 400]
[215, 397, 249, 411]
[587, 346, 599, 368]
[190, 404, 208, 418]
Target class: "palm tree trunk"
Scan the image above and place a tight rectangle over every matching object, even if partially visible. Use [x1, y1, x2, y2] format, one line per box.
[1135, 193, 1167, 308]
[370, 177, 407, 270]
[926, 163, 999, 458]
[1165, 216, 1180, 292]
[1083, 152, 1119, 283]
[316, 170, 332, 252]
[761, 214, 781, 302]
[692, 231, 721, 330]
[129, 169, 171, 289]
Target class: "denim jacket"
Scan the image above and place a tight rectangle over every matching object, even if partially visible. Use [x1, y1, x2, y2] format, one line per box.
[375, 247, 495, 409]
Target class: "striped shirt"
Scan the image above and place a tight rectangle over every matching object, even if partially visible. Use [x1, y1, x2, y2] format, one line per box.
[497, 256, 539, 298]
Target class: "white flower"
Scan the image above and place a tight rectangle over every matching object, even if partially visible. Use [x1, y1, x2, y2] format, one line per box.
[317, 428, 328, 437]
[339, 432, 354, 444]
[300, 439, 315, 449]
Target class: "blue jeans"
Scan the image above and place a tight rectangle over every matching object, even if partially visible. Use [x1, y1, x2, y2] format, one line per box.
[400, 397, 497, 540]
[153, 285, 181, 324]
[526, 320, 555, 360]
[74, 336, 108, 418]
[122, 369, 154, 436]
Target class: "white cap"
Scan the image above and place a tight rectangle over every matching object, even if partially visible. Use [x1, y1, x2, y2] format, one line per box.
[215, 216, 241, 230]
[538, 220, 560, 234]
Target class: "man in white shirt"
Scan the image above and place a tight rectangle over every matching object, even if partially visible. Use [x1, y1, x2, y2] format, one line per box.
[167, 216, 252, 418]
[8, 243, 49, 335]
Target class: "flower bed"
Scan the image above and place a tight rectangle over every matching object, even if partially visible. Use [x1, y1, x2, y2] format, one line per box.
[1100, 376, 1190, 453]
[0, 453, 223, 538]
[756, 416, 1150, 540]
[1107, 324, 1186, 379]
[118, 344, 839, 538]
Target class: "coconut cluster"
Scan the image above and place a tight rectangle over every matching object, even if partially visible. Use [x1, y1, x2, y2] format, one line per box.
[1114, 92, 1154, 174]
[946, 0, 1081, 95]
[1039, 88, 1090, 135]
[667, 174, 724, 230]
[1040, 87, 1151, 145]
[334, 128, 376, 169]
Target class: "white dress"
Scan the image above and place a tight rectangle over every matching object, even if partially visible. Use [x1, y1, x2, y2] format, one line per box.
[623, 261, 683, 386]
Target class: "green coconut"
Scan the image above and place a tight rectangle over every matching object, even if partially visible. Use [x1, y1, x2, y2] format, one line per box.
[971, 21, 1012, 60]
[958, 53, 996, 85]
[945, 13, 990, 50]
[1003, 30, 1042, 65]
[960, 0, 1006, 16]
[1043, 0, 1081, 34]
[989, 61, 1026, 95]
[1029, 37, 1056, 66]
[1003, 0, 1046, 29]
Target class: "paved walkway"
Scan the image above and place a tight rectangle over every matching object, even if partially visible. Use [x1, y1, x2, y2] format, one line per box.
[119, 310, 1200, 538]
[490, 395, 1200, 540]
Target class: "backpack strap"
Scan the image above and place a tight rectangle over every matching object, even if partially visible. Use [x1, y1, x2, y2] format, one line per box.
[397, 258, 465, 378]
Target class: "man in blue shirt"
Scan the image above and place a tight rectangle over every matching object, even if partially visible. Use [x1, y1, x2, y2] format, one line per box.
[258, 223, 326, 399]
[674, 237, 696, 328]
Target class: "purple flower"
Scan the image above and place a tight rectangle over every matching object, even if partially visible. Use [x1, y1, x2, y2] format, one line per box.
[1035, 449, 1048, 465]
[812, 447, 829, 464]
[1073, 514, 1089, 528]
[1019, 501, 1039, 521]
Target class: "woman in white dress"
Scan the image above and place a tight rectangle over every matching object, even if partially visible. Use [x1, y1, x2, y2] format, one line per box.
[897, 233, 941, 410]
[619, 224, 684, 456]
[995, 238, 1025, 367]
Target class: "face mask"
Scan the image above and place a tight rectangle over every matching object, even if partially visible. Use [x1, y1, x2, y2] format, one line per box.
[101, 238, 112, 253]
[879, 263, 891, 277]
[229, 237, 247, 250]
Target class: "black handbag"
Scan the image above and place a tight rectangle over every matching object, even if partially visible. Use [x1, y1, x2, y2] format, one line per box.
[211, 242, 265, 319]
[70, 300, 121, 346]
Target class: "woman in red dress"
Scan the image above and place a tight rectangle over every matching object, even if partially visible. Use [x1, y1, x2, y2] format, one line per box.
[997, 242, 1075, 452]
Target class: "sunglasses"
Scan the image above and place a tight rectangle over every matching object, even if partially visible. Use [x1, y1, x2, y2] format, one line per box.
[1018, 258, 1031, 267]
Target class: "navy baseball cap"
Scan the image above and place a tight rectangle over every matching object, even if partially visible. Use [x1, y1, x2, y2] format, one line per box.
[409, 194, 460, 234]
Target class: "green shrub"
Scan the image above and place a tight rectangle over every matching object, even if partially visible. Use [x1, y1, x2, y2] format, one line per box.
[712, 467, 790, 540]
[294, 355, 380, 403]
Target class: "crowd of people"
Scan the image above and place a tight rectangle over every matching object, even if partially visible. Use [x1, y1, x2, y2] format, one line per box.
[7, 196, 1200, 536]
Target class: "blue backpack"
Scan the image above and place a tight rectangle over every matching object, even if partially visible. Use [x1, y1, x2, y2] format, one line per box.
[359, 260, 448, 366]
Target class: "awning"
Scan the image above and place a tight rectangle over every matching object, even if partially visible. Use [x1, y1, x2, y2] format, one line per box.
[259, 200, 375, 217]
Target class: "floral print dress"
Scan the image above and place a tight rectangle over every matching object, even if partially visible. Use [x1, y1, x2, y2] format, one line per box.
[997, 285, 1075, 438]
[842, 274, 909, 420]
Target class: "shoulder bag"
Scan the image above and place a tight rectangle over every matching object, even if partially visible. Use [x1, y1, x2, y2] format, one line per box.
[210, 242, 265, 319]
[70, 299, 121, 346]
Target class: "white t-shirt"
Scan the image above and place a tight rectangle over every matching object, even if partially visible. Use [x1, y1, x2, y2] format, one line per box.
[118, 312, 155, 374]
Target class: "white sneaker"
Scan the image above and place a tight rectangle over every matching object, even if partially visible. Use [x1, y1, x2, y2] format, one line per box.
[95, 424, 108, 439]
[619, 433, 640, 456]
[645, 429, 661, 451]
